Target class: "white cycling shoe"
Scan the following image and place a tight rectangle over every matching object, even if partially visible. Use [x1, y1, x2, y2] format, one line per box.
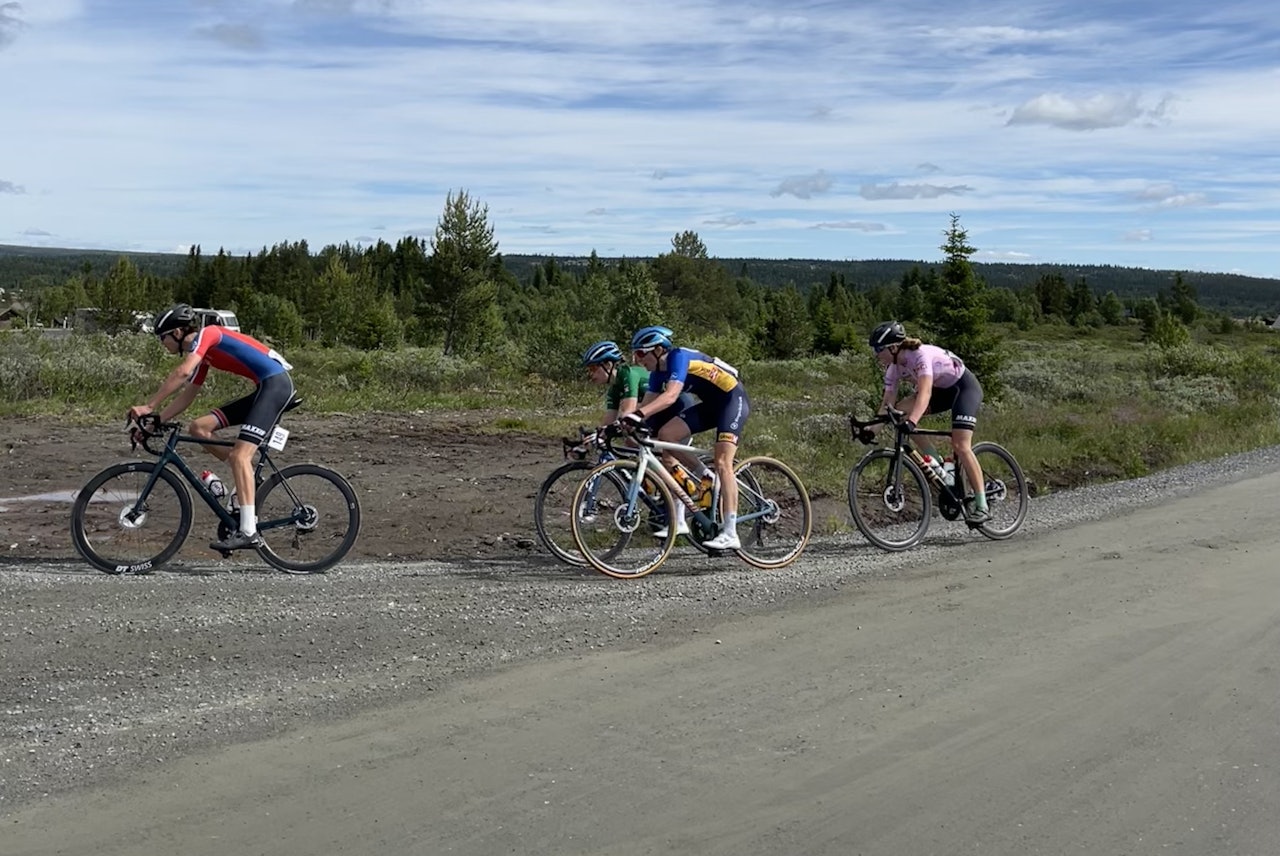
[703, 529, 741, 551]
[653, 519, 690, 538]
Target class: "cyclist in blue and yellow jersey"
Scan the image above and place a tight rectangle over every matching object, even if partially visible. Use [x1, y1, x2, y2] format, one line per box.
[127, 303, 296, 553]
[619, 325, 749, 551]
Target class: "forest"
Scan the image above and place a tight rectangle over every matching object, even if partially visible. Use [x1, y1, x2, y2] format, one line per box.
[2, 192, 1279, 384]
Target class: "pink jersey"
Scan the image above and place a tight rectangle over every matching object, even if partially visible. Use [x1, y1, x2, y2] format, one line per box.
[883, 343, 966, 394]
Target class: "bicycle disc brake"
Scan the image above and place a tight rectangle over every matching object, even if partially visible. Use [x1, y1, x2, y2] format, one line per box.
[881, 485, 906, 513]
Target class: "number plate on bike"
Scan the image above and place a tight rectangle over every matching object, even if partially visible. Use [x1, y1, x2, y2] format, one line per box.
[267, 426, 289, 451]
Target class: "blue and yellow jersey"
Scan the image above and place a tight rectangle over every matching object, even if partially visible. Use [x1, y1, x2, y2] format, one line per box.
[646, 347, 742, 401]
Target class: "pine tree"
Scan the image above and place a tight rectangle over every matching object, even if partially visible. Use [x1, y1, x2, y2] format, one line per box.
[924, 214, 1005, 397]
[425, 190, 501, 356]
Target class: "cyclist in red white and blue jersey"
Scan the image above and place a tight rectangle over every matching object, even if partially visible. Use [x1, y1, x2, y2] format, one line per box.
[620, 325, 750, 552]
[127, 304, 297, 552]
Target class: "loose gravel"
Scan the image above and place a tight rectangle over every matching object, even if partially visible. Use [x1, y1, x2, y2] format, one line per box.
[4, 445, 1279, 812]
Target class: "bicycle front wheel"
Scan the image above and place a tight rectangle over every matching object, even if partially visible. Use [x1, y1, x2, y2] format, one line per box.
[255, 464, 361, 574]
[848, 450, 932, 551]
[570, 459, 675, 579]
[533, 460, 598, 566]
[70, 462, 192, 574]
[732, 457, 812, 569]
[968, 442, 1028, 540]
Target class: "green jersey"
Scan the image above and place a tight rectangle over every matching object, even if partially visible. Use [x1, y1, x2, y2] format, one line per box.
[605, 364, 650, 410]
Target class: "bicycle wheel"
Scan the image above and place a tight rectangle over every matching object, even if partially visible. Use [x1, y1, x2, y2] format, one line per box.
[255, 464, 361, 574]
[731, 457, 812, 569]
[71, 461, 192, 574]
[967, 442, 1028, 540]
[533, 460, 596, 566]
[571, 459, 676, 579]
[848, 450, 932, 551]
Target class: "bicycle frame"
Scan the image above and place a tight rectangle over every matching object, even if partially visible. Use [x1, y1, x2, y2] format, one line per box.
[605, 428, 775, 539]
[127, 425, 298, 538]
[850, 412, 976, 523]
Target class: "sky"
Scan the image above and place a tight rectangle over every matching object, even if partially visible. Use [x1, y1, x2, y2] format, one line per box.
[3, 1, 1280, 278]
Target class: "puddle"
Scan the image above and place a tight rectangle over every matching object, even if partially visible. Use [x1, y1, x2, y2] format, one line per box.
[0, 490, 137, 511]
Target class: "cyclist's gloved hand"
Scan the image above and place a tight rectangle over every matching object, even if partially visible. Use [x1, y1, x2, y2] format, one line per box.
[618, 412, 646, 431]
[126, 404, 153, 422]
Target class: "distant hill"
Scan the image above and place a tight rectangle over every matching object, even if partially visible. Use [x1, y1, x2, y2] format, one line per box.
[5, 244, 1280, 316]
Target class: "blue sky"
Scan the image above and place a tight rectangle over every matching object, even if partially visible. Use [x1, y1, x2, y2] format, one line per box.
[3, 0, 1280, 277]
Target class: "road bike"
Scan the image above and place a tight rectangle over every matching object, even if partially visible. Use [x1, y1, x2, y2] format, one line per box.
[846, 409, 1027, 551]
[569, 423, 812, 578]
[533, 427, 713, 567]
[70, 408, 360, 575]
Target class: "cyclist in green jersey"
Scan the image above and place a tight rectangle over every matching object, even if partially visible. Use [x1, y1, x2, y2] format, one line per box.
[582, 340, 648, 429]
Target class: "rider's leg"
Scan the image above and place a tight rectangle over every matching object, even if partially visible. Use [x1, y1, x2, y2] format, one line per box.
[187, 412, 231, 462]
[951, 428, 987, 514]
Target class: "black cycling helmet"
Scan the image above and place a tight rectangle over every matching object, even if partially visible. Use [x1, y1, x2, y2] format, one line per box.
[869, 320, 906, 351]
[154, 303, 195, 336]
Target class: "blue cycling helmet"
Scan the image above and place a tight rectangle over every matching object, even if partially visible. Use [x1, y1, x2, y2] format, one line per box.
[630, 325, 674, 351]
[582, 340, 624, 366]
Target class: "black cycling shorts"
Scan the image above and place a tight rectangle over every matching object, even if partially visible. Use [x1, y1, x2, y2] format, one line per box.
[211, 372, 297, 446]
[925, 369, 983, 432]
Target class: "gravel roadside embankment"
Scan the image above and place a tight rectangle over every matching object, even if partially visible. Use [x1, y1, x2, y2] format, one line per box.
[3, 445, 1279, 812]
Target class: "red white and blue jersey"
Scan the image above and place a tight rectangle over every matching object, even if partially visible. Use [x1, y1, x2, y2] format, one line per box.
[186, 327, 292, 386]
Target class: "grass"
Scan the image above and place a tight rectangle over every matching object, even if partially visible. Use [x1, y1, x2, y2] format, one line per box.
[5, 323, 1280, 501]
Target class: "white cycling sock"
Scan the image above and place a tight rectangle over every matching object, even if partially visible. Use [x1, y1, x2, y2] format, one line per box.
[239, 504, 257, 536]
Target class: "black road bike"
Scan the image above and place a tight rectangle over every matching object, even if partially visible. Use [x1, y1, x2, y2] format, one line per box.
[846, 410, 1028, 552]
[71, 409, 360, 574]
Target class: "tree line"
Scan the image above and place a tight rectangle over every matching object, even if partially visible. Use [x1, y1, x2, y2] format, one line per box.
[2, 193, 1226, 385]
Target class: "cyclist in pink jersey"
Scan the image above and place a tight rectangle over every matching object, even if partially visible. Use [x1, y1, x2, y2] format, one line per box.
[127, 304, 297, 552]
[868, 320, 991, 522]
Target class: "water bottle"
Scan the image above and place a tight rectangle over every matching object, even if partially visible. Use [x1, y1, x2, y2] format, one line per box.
[200, 470, 226, 500]
[920, 455, 947, 483]
[941, 457, 956, 487]
[696, 473, 716, 509]
[670, 463, 699, 497]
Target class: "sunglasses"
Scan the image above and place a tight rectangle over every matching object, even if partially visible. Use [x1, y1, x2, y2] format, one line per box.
[632, 348, 655, 357]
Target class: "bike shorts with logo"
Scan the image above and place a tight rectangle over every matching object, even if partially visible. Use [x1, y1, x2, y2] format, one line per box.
[924, 369, 983, 432]
[646, 387, 750, 445]
[211, 372, 297, 445]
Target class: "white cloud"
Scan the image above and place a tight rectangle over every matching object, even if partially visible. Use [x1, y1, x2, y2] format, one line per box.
[1007, 92, 1174, 131]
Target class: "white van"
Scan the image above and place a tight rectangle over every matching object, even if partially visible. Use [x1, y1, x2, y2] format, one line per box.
[194, 308, 241, 333]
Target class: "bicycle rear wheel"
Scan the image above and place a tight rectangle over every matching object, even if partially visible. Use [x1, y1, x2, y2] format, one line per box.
[70, 462, 192, 574]
[848, 450, 932, 551]
[570, 459, 676, 579]
[732, 457, 812, 569]
[967, 442, 1028, 540]
[255, 464, 361, 574]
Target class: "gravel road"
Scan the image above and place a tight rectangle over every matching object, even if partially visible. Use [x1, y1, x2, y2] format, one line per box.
[3, 444, 1279, 817]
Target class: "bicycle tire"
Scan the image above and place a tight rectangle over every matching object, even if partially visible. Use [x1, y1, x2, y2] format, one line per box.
[848, 449, 932, 552]
[254, 464, 361, 574]
[70, 461, 193, 574]
[534, 460, 597, 566]
[570, 459, 676, 579]
[967, 442, 1028, 540]
[731, 456, 813, 569]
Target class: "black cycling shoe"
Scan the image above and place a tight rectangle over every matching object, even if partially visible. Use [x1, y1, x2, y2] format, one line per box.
[209, 531, 264, 552]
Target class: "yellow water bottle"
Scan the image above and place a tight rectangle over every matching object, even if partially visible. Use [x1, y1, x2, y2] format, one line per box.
[671, 463, 698, 496]
[696, 473, 716, 509]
